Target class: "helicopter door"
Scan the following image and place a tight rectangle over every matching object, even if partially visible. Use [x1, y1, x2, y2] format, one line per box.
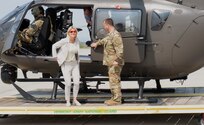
[92, 8, 146, 63]
[1, 1, 34, 53]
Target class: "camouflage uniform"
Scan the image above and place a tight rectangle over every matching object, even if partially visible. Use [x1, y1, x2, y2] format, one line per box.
[18, 16, 44, 46]
[97, 29, 124, 103]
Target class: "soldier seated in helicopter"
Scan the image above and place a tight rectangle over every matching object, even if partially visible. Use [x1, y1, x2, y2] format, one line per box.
[15, 6, 86, 56]
[17, 6, 52, 56]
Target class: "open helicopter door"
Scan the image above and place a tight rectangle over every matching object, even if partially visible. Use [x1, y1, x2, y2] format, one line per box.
[91, 0, 146, 63]
[0, 1, 34, 54]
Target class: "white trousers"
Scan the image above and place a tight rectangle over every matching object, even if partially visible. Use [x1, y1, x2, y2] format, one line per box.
[61, 61, 80, 102]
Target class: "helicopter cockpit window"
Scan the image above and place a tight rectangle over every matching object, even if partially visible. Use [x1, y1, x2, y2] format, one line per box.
[151, 10, 170, 31]
[95, 9, 142, 39]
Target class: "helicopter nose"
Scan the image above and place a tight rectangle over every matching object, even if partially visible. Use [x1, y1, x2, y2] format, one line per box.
[0, 26, 3, 40]
[0, 26, 4, 54]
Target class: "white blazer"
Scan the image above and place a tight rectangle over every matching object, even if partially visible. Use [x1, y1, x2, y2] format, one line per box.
[52, 37, 80, 66]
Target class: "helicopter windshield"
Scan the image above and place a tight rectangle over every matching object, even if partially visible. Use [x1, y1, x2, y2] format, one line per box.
[0, 3, 29, 41]
[0, 2, 33, 53]
[0, 3, 29, 25]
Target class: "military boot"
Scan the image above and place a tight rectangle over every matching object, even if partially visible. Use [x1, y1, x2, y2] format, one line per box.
[104, 88, 122, 106]
[104, 88, 114, 104]
[104, 100, 121, 106]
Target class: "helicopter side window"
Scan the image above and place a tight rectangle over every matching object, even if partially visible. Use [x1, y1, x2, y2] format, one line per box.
[151, 10, 170, 31]
[95, 8, 142, 39]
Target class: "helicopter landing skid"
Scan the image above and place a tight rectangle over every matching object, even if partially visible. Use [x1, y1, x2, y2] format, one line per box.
[12, 82, 87, 103]
[124, 80, 158, 103]
[13, 77, 159, 103]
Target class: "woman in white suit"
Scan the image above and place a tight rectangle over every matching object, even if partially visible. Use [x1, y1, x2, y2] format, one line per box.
[52, 26, 81, 106]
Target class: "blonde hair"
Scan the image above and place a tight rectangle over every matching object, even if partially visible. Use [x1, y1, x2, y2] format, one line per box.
[66, 26, 79, 45]
[67, 26, 78, 35]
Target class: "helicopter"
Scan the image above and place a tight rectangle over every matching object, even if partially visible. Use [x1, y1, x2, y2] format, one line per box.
[0, 0, 204, 103]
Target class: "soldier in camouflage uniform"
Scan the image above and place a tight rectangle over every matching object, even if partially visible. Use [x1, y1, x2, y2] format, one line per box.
[91, 18, 124, 106]
[18, 6, 44, 47]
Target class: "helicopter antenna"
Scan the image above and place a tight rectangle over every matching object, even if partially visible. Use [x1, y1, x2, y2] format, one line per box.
[177, 0, 183, 5]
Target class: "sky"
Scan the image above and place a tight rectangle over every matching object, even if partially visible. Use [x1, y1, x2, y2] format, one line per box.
[0, 0, 91, 42]
[0, 0, 31, 19]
